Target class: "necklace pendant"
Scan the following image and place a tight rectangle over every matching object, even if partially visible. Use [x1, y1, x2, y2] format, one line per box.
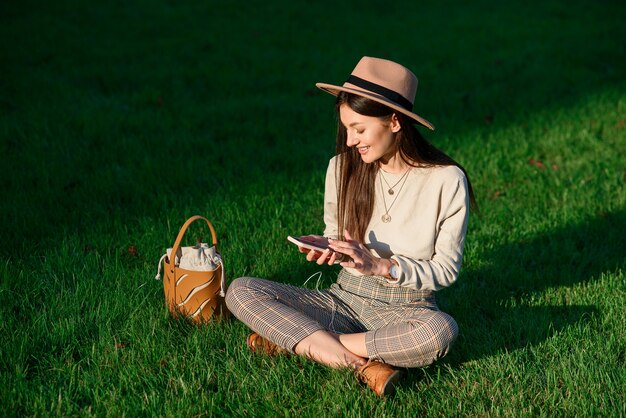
[381, 214, 392, 223]
[388, 189, 394, 195]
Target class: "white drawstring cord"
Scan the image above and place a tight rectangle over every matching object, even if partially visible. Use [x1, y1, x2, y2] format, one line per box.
[155, 254, 167, 280]
[216, 254, 226, 297]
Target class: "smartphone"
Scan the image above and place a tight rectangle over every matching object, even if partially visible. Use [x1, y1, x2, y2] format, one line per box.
[287, 236, 330, 252]
[287, 236, 346, 265]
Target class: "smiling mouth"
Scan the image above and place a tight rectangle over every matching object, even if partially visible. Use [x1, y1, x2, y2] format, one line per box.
[357, 146, 370, 153]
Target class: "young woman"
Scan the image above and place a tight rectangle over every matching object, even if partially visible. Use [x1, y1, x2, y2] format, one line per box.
[226, 56, 475, 396]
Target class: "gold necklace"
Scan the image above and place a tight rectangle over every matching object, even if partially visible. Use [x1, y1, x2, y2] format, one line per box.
[379, 169, 410, 195]
[379, 169, 411, 223]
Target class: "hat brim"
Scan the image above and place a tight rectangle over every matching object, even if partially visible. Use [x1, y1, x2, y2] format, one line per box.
[315, 82, 435, 131]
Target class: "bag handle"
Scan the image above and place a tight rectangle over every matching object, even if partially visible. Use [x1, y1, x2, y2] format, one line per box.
[168, 216, 219, 268]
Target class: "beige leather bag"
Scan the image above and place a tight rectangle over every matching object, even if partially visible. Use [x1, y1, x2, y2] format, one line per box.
[155, 216, 229, 322]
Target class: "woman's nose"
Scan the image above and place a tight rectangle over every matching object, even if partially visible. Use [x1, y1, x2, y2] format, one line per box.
[346, 131, 358, 147]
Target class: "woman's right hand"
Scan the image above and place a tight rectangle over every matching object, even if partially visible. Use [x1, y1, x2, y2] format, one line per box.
[298, 235, 338, 266]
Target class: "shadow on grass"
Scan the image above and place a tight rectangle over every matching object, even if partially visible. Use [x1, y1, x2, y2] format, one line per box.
[385, 211, 625, 392]
[401, 210, 625, 380]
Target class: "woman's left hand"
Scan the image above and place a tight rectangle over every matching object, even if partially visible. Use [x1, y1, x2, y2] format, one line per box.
[328, 230, 391, 276]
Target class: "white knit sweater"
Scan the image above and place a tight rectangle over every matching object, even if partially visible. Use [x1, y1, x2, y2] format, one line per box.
[323, 156, 470, 291]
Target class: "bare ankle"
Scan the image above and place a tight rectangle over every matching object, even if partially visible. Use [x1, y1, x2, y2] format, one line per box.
[348, 357, 367, 370]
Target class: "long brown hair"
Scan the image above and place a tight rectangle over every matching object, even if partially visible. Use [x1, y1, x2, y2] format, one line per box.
[334, 92, 477, 242]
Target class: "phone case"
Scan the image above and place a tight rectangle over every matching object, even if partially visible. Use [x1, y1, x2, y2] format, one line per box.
[287, 236, 329, 252]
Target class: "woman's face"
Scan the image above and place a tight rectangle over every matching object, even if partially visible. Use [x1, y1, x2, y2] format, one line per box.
[339, 103, 401, 165]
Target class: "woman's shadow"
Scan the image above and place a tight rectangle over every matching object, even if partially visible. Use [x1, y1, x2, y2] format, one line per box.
[271, 210, 624, 388]
[430, 209, 625, 368]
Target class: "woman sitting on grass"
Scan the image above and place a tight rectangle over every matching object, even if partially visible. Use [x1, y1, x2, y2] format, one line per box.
[226, 56, 475, 396]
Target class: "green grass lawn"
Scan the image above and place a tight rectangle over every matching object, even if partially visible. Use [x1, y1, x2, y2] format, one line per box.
[1, 0, 625, 416]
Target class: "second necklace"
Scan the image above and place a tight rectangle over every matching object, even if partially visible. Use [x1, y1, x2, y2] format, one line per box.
[380, 169, 411, 195]
[379, 169, 411, 223]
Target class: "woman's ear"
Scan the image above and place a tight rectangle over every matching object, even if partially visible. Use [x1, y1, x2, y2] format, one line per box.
[390, 113, 402, 133]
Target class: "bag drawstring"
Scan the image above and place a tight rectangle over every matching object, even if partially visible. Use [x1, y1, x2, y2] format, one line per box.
[156, 251, 226, 298]
[155, 253, 167, 280]
[216, 254, 226, 297]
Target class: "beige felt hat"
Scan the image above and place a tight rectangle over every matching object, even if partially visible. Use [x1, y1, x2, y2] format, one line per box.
[316, 56, 434, 130]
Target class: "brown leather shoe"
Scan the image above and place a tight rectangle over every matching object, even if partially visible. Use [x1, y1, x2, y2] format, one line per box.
[356, 361, 402, 396]
[246, 332, 289, 356]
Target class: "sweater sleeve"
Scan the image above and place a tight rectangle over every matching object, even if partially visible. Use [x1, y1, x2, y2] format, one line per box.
[390, 170, 470, 291]
[323, 157, 340, 239]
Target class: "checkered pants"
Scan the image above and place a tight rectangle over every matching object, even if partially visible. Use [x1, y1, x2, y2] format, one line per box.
[225, 269, 458, 368]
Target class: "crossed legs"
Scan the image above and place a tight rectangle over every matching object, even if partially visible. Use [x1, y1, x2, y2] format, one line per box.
[225, 276, 458, 369]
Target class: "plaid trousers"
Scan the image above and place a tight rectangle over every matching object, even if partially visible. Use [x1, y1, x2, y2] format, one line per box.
[225, 269, 458, 368]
